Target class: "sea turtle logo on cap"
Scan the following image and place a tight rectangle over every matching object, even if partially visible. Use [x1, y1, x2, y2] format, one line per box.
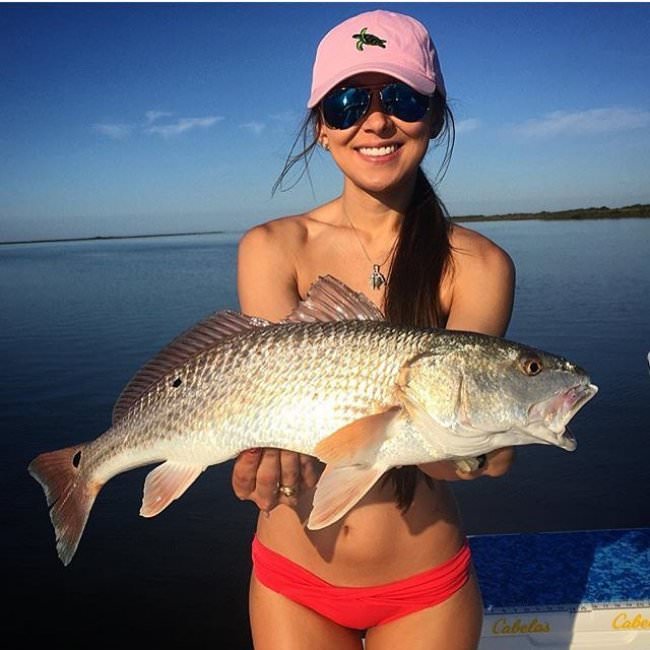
[353, 27, 387, 51]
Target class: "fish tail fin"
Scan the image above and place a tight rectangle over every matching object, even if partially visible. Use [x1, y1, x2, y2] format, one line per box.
[28, 444, 102, 566]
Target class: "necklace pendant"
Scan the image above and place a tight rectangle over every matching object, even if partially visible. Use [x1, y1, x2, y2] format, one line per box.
[370, 264, 386, 290]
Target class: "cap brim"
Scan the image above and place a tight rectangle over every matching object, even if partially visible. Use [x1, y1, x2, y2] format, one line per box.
[307, 63, 438, 108]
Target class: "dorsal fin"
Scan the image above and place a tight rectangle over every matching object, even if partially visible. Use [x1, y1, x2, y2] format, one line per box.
[283, 275, 384, 323]
[112, 310, 269, 424]
[112, 276, 378, 423]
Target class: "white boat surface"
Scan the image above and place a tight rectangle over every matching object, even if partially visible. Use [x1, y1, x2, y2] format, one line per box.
[470, 527, 649, 649]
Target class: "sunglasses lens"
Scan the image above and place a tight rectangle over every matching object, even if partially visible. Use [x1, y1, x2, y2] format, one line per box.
[322, 87, 370, 129]
[380, 83, 430, 122]
[321, 83, 430, 129]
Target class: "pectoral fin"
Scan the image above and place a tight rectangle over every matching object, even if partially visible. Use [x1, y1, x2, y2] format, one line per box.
[313, 408, 401, 465]
[140, 461, 205, 517]
[307, 463, 388, 530]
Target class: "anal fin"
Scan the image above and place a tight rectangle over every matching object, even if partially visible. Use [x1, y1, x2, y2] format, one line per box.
[140, 461, 205, 517]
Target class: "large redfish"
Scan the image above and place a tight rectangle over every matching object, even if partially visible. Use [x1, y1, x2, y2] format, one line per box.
[28, 276, 597, 565]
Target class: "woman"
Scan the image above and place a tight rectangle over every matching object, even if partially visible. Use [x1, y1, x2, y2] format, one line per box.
[232, 10, 515, 650]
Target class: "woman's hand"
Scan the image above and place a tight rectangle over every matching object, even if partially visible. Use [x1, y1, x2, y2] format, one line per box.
[419, 447, 516, 481]
[232, 448, 322, 512]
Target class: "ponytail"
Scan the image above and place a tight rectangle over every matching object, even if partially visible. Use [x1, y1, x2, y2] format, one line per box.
[381, 166, 454, 511]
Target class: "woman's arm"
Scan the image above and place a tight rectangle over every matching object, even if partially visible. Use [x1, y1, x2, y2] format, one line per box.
[420, 227, 517, 480]
[231, 221, 321, 511]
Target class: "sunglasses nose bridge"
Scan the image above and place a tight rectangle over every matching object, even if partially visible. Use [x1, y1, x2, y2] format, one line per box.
[362, 88, 395, 126]
[367, 88, 382, 111]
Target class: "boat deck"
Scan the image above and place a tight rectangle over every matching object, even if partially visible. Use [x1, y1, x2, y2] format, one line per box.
[469, 527, 650, 649]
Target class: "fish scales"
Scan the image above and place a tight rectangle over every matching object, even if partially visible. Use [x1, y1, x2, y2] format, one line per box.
[220, 321, 428, 451]
[74, 321, 425, 486]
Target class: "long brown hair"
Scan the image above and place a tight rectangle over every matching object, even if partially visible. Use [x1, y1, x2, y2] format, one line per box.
[273, 91, 456, 511]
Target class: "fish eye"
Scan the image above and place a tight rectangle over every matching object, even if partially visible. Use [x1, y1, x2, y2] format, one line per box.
[520, 355, 543, 376]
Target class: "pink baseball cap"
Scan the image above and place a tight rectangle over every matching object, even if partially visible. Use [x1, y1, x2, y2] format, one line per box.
[307, 10, 446, 108]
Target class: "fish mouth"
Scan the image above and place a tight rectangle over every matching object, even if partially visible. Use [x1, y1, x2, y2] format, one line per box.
[527, 382, 598, 450]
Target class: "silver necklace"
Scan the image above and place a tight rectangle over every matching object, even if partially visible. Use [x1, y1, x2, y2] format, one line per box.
[344, 211, 398, 290]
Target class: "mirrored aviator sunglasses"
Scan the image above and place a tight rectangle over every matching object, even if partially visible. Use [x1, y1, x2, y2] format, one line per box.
[321, 82, 431, 130]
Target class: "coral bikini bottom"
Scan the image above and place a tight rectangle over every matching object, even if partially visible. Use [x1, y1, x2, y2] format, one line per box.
[251, 535, 472, 629]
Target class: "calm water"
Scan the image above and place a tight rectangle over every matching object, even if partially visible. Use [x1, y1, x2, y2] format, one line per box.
[2, 221, 649, 646]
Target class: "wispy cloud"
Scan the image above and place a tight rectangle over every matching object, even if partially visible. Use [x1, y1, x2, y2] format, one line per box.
[145, 110, 173, 125]
[456, 118, 480, 134]
[240, 121, 266, 136]
[512, 107, 650, 138]
[92, 123, 134, 140]
[145, 116, 223, 138]
[93, 112, 224, 140]
[270, 110, 300, 124]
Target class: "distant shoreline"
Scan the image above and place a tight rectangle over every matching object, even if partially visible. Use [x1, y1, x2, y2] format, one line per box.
[0, 230, 231, 247]
[2, 204, 648, 246]
[453, 203, 650, 223]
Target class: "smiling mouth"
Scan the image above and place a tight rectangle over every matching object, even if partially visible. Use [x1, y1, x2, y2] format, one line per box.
[356, 144, 401, 157]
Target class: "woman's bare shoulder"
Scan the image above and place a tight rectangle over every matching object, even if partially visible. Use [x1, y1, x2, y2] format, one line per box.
[239, 204, 336, 251]
[239, 214, 309, 253]
[449, 223, 515, 277]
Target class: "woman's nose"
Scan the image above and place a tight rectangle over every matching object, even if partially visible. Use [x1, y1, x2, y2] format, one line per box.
[361, 92, 394, 132]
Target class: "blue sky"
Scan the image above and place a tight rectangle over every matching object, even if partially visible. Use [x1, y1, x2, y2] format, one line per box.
[2, 2, 650, 242]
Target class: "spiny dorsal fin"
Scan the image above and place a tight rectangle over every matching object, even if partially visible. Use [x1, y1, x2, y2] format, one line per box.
[283, 275, 383, 323]
[113, 276, 377, 423]
[112, 310, 270, 424]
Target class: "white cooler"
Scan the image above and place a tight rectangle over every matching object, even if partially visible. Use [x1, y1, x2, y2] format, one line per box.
[470, 528, 649, 649]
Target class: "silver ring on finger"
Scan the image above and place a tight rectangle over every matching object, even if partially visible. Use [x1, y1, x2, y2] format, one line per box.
[278, 484, 297, 498]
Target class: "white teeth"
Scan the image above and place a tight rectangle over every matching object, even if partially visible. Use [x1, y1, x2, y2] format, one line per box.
[358, 145, 398, 157]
